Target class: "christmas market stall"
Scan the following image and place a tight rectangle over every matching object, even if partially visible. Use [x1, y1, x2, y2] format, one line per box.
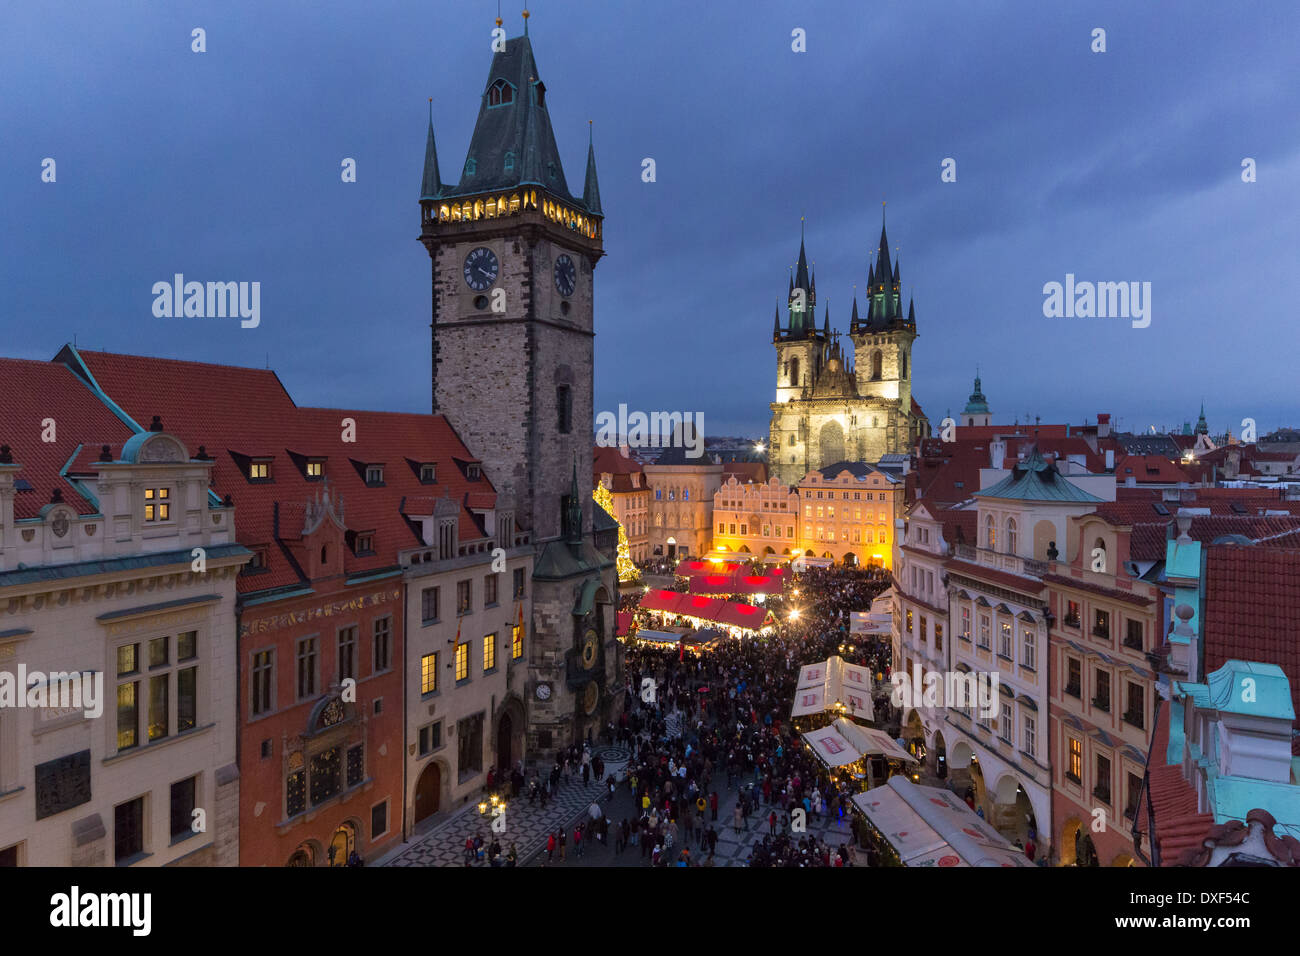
[801, 718, 917, 791]
[792, 655, 876, 728]
[636, 589, 776, 637]
[851, 776, 1034, 867]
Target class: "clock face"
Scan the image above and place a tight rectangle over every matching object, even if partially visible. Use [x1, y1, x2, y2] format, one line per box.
[463, 247, 499, 291]
[581, 629, 598, 669]
[535, 682, 551, 701]
[554, 254, 576, 297]
[583, 681, 599, 715]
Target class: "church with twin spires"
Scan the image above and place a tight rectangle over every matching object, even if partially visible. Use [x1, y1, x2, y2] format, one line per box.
[768, 217, 931, 486]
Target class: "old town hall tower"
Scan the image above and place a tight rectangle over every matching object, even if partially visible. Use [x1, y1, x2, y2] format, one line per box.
[418, 17, 618, 754]
[768, 217, 930, 485]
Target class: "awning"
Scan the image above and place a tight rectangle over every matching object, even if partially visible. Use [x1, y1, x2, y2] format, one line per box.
[688, 572, 783, 595]
[793, 656, 874, 721]
[834, 719, 918, 763]
[616, 612, 632, 637]
[637, 589, 772, 631]
[675, 559, 741, 577]
[853, 777, 1035, 867]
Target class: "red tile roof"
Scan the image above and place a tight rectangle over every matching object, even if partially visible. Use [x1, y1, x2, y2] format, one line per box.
[68, 350, 497, 595]
[944, 558, 1045, 595]
[593, 444, 644, 477]
[1113, 453, 1192, 484]
[1201, 544, 1300, 722]
[0, 358, 136, 518]
[722, 461, 768, 484]
[1140, 704, 1215, 866]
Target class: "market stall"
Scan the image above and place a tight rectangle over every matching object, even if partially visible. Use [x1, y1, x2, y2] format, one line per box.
[793, 655, 875, 723]
[636, 589, 775, 635]
[851, 777, 1034, 867]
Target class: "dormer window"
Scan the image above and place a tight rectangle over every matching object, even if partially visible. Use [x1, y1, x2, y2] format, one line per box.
[533, 81, 546, 109]
[466, 464, 481, 481]
[244, 548, 268, 573]
[488, 79, 514, 107]
[249, 460, 272, 481]
[143, 487, 170, 522]
[546, 161, 557, 182]
[464, 158, 477, 177]
[503, 152, 515, 174]
[365, 465, 384, 485]
[420, 463, 436, 483]
[356, 532, 375, 556]
[306, 460, 324, 479]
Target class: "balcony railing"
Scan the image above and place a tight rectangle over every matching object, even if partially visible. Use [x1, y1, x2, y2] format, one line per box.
[1065, 682, 1081, 698]
[1122, 710, 1144, 729]
[1092, 696, 1111, 713]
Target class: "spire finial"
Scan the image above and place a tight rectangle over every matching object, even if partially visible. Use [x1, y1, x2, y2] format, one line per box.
[522, 6, 529, 34]
[588, 118, 593, 145]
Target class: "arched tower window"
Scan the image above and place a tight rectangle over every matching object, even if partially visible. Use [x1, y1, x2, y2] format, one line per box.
[1006, 518, 1017, 555]
[985, 514, 996, 550]
[871, 351, 883, 381]
[504, 151, 515, 173]
[902, 352, 908, 380]
[790, 357, 800, 386]
[488, 79, 514, 107]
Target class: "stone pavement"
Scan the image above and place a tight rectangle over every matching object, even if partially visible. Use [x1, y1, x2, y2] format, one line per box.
[378, 751, 629, 867]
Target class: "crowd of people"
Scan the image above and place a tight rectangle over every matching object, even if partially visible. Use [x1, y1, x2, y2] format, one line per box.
[600, 562, 895, 866]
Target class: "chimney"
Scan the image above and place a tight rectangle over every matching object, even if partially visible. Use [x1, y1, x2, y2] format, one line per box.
[1097, 414, 1111, 438]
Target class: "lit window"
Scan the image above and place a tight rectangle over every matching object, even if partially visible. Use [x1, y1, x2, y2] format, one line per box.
[249, 462, 270, 480]
[512, 625, 524, 660]
[421, 653, 438, 695]
[455, 642, 469, 682]
[483, 633, 496, 671]
[306, 461, 323, 478]
[144, 487, 170, 522]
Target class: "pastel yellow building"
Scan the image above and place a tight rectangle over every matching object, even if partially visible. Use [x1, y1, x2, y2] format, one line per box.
[795, 462, 901, 568]
[712, 475, 800, 561]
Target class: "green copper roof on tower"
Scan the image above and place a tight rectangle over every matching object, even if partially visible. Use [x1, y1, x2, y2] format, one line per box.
[964, 369, 989, 415]
[437, 32, 589, 210]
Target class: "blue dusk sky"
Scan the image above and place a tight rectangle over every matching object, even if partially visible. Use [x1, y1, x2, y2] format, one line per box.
[2, 1, 1297, 438]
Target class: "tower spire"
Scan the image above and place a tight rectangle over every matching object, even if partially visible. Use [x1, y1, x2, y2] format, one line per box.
[420, 98, 442, 199]
[583, 120, 602, 215]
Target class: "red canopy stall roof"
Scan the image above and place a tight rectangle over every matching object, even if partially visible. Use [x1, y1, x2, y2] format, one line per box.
[675, 559, 742, 576]
[689, 573, 783, 595]
[638, 589, 770, 631]
[616, 611, 633, 637]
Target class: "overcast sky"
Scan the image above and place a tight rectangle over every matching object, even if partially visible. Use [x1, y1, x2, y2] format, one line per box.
[3, 0, 1297, 439]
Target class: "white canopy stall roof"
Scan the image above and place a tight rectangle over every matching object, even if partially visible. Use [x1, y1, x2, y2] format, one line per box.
[800, 719, 919, 768]
[793, 656, 874, 721]
[835, 719, 917, 764]
[852, 777, 1035, 867]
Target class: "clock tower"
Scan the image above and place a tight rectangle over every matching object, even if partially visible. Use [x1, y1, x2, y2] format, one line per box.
[418, 20, 619, 756]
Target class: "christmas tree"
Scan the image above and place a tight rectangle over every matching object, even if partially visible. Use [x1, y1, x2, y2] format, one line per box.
[593, 482, 640, 583]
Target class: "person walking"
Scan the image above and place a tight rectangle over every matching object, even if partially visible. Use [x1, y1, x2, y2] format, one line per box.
[574, 824, 584, 858]
[710, 790, 719, 822]
[733, 804, 743, 834]
[558, 827, 567, 861]
[546, 831, 556, 863]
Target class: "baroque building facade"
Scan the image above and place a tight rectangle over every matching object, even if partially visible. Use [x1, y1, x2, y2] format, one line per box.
[769, 221, 929, 486]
